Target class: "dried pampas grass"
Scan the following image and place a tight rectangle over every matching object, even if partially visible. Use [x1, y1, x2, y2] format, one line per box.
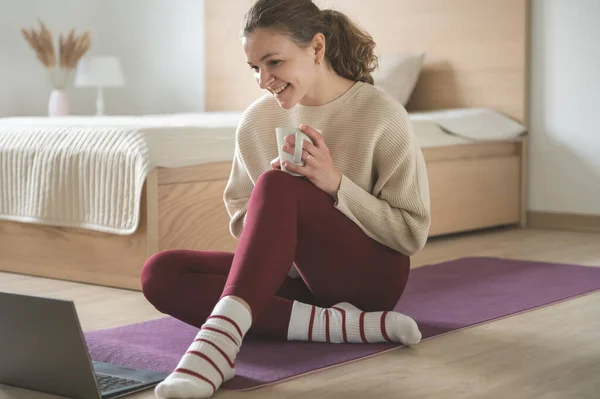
[21, 19, 92, 90]
[58, 29, 92, 69]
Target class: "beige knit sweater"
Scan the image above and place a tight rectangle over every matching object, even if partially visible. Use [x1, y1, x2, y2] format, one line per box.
[223, 81, 431, 256]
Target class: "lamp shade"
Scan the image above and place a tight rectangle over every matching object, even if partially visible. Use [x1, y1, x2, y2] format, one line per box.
[75, 56, 125, 87]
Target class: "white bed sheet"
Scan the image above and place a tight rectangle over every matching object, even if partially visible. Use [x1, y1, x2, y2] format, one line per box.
[1, 107, 526, 169]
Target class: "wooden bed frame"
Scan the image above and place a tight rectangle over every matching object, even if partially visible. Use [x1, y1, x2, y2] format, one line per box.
[0, 139, 527, 290]
[0, 0, 529, 290]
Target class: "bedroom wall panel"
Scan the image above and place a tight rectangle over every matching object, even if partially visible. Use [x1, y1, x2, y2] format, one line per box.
[528, 0, 600, 216]
[0, 0, 205, 116]
[205, 0, 527, 123]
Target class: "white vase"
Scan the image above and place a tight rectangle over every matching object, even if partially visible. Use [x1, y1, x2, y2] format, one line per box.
[48, 89, 69, 117]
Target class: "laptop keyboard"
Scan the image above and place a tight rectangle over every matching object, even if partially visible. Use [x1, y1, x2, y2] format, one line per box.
[95, 373, 142, 392]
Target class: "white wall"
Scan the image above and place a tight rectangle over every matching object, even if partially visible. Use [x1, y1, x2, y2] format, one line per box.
[529, 0, 600, 215]
[0, 0, 205, 116]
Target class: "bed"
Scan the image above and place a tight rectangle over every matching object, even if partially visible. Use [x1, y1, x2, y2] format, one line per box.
[0, 0, 529, 290]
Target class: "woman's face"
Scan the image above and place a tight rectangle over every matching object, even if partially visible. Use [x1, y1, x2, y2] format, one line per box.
[243, 28, 319, 109]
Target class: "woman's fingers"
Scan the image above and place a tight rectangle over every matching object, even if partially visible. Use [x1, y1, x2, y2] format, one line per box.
[299, 124, 325, 148]
[284, 133, 320, 154]
[270, 157, 281, 169]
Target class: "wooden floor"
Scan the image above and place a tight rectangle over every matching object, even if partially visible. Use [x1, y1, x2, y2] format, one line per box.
[1, 227, 599, 399]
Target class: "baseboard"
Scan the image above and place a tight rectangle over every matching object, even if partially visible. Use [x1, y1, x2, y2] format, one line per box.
[527, 211, 600, 233]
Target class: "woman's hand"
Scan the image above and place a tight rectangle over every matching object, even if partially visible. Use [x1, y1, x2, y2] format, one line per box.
[281, 124, 342, 198]
[270, 157, 281, 170]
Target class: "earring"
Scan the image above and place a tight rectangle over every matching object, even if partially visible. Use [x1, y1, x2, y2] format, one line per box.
[315, 59, 321, 66]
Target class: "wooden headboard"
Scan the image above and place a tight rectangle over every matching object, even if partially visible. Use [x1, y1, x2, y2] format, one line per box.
[205, 0, 528, 123]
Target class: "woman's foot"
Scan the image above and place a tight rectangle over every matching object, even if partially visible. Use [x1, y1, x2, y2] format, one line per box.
[155, 296, 252, 398]
[287, 301, 421, 345]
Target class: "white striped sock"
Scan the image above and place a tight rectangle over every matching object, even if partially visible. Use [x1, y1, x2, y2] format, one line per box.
[155, 296, 252, 399]
[287, 301, 421, 345]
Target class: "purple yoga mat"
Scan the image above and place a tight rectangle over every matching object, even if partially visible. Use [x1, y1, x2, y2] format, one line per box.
[84, 257, 600, 390]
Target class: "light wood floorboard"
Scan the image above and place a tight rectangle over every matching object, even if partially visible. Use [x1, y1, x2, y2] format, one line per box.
[1, 227, 599, 399]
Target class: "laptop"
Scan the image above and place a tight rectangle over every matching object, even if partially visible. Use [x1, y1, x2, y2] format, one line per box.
[0, 291, 169, 399]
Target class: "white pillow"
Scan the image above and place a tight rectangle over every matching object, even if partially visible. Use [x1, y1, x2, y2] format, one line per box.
[372, 53, 425, 106]
[410, 108, 527, 141]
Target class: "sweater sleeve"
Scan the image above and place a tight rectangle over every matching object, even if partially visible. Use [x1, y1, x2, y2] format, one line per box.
[333, 114, 431, 256]
[223, 142, 254, 239]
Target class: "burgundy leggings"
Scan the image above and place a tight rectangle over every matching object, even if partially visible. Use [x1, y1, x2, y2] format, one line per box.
[141, 170, 410, 340]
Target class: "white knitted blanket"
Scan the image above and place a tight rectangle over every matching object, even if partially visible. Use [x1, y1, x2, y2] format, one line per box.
[0, 126, 150, 235]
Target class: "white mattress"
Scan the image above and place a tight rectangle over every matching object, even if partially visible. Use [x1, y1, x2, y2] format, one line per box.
[1, 108, 526, 169]
[0, 112, 240, 169]
[0, 107, 526, 234]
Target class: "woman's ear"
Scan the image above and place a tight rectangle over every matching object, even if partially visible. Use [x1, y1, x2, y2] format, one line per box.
[311, 33, 326, 65]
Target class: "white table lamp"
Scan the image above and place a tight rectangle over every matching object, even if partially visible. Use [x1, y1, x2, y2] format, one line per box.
[75, 56, 125, 115]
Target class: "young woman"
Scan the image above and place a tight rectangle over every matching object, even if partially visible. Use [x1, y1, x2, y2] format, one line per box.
[143, 0, 431, 397]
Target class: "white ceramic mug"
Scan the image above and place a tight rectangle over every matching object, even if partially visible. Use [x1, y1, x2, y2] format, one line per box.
[275, 127, 315, 176]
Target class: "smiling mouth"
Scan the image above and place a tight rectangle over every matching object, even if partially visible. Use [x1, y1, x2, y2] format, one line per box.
[271, 83, 290, 96]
